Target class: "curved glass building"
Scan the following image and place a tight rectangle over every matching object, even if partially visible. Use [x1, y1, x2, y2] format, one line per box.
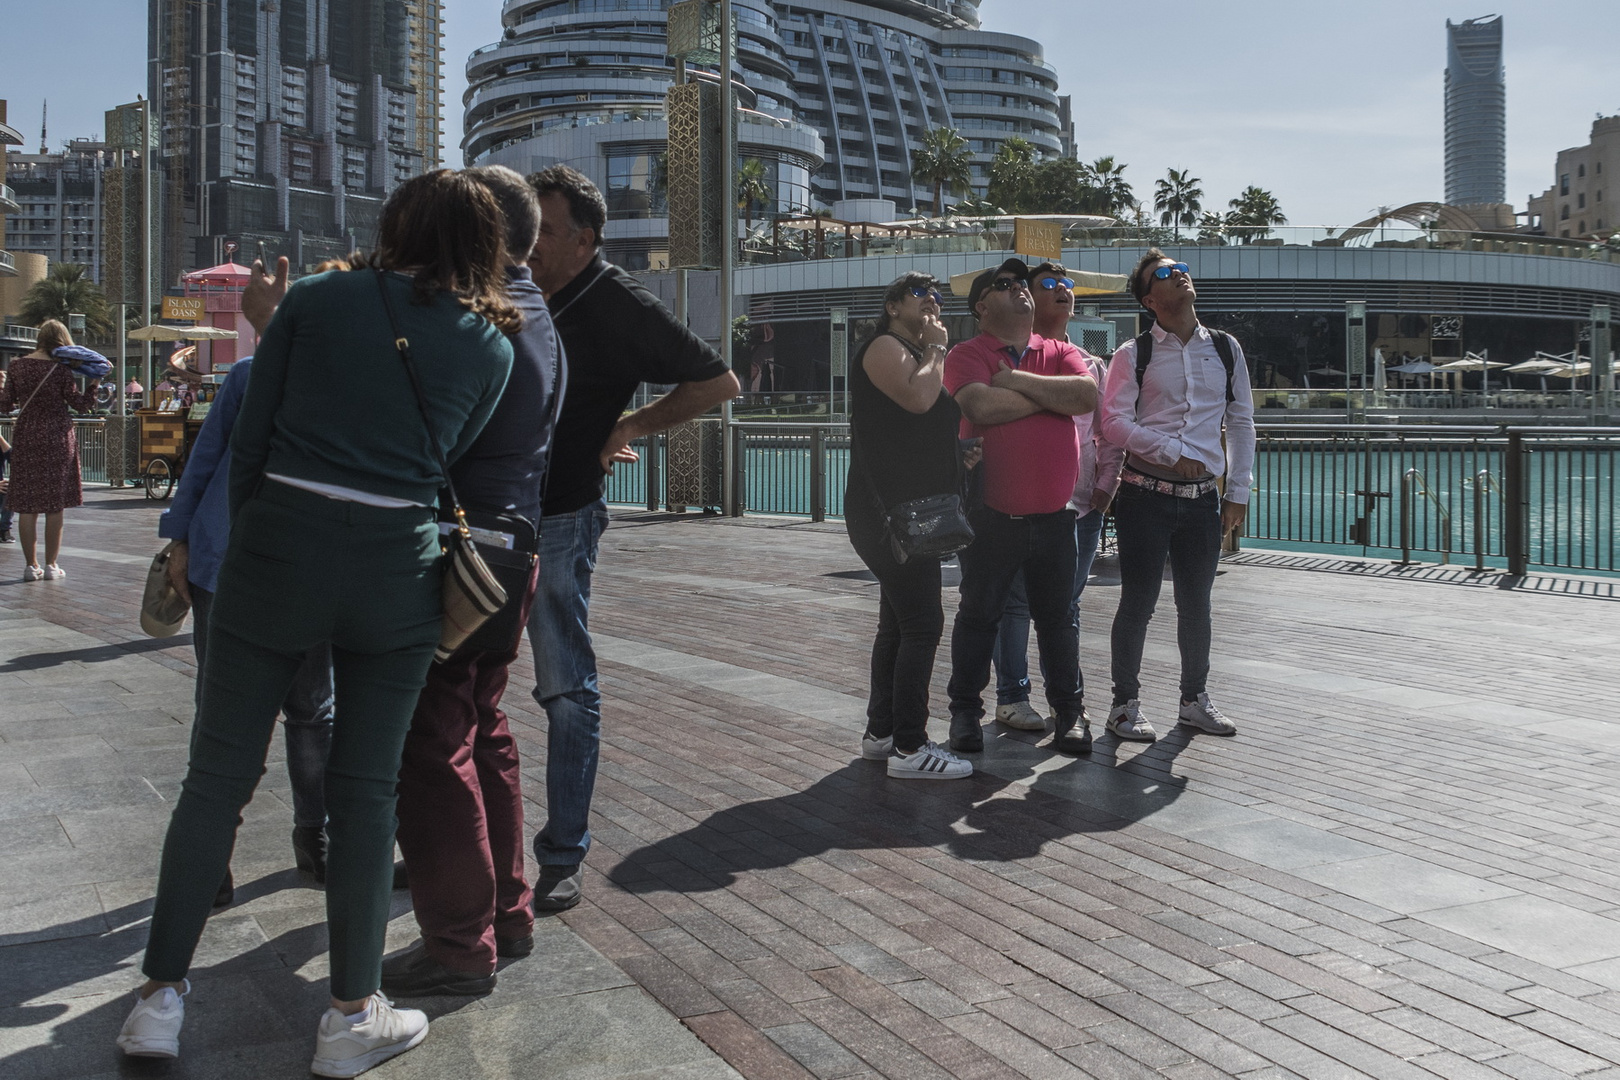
[463, 0, 1067, 267]
[1444, 15, 1506, 206]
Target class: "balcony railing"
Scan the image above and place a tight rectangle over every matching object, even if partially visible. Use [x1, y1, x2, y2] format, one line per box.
[0, 183, 18, 213]
[0, 250, 15, 275]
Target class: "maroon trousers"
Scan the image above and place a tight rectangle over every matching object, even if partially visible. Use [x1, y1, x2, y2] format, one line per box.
[396, 568, 539, 974]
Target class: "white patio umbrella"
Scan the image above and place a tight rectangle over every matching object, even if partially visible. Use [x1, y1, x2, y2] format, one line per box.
[1503, 356, 1570, 392]
[1437, 351, 1508, 395]
[127, 323, 240, 342]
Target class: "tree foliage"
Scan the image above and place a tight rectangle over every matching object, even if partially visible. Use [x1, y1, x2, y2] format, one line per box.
[1153, 169, 1204, 238]
[1225, 185, 1288, 241]
[1082, 156, 1134, 217]
[910, 127, 973, 215]
[736, 157, 773, 233]
[19, 263, 113, 342]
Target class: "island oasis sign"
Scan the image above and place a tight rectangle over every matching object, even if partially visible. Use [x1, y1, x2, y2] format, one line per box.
[161, 296, 205, 322]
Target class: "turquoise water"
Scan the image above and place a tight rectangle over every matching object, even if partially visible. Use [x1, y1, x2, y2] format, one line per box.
[607, 439, 1618, 576]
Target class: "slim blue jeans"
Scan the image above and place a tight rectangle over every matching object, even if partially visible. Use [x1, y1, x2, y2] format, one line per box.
[192, 585, 334, 828]
[1109, 485, 1222, 704]
[993, 509, 1105, 706]
[948, 506, 1082, 724]
[529, 499, 609, 868]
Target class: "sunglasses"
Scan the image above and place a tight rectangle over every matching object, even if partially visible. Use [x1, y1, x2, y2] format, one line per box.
[1037, 276, 1074, 291]
[1150, 262, 1191, 281]
[907, 286, 944, 303]
[987, 277, 1029, 293]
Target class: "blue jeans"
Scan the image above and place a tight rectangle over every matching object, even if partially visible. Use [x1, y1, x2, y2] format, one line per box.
[1109, 486, 1222, 704]
[948, 507, 1082, 724]
[191, 585, 334, 828]
[529, 499, 609, 868]
[993, 509, 1105, 706]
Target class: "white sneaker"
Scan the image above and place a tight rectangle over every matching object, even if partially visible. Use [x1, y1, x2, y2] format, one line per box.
[43, 564, 65, 580]
[311, 993, 428, 1078]
[1178, 693, 1238, 736]
[888, 741, 972, 780]
[23, 564, 43, 582]
[116, 979, 189, 1058]
[1106, 700, 1158, 742]
[994, 701, 1046, 731]
[860, 730, 894, 760]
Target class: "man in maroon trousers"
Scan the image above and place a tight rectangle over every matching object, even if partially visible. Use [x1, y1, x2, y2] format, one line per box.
[382, 166, 567, 996]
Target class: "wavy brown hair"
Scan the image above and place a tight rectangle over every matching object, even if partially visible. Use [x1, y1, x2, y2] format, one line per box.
[35, 319, 74, 352]
[368, 170, 522, 335]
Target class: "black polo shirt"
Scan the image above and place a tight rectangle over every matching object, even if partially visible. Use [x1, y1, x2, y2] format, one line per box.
[543, 254, 728, 516]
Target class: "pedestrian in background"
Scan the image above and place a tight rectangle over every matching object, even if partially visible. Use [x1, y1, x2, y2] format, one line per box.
[1098, 250, 1255, 742]
[157, 254, 336, 905]
[522, 165, 738, 913]
[388, 165, 567, 998]
[846, 272, 976, 780]
[118, 170, 518, 1078]
[0, 320, 101, 581]
[989, 261, 1117, 736]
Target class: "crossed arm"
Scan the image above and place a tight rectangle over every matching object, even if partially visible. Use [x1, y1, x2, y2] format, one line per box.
[954, 361, 1098, 427]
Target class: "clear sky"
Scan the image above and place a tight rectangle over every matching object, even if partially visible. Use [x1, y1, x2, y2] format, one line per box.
[6, 1, 1617, 227]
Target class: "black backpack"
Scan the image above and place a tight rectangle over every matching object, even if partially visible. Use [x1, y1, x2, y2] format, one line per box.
[1133, 328, 1238, 404]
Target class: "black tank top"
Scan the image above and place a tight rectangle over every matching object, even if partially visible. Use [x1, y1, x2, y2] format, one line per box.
[848, 331, 961, 509]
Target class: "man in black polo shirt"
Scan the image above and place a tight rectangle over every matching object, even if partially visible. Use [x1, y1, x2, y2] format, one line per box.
[387, 165, 567, 996]
[525, 166, 739, 912]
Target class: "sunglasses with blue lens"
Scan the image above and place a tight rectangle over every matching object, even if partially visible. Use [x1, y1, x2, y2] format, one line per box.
[1037, 276, 1075, 291]
[907, 286, 944, 303]
[1151, 262, 1192, 281]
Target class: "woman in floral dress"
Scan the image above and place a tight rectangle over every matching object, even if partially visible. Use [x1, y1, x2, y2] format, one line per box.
[0, 320, 101, 580]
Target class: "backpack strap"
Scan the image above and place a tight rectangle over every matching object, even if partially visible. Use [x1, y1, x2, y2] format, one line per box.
[1135, 327, 1237, 404]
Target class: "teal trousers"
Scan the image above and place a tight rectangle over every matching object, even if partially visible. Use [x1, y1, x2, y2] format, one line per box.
[143, 480, 442, 1000]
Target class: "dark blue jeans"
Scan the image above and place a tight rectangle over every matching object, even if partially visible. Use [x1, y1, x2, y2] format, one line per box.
[1109, 485, 1222, 704]
[948, 506, 1081, 724]
[993, 509, 1105, 705]
[528, 499, 609, 868]
[191, 585, 334, 828]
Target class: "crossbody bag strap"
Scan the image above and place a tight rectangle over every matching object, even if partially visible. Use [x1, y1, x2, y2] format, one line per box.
[373, 268, 469, 530]
[13, 363, 61, 420]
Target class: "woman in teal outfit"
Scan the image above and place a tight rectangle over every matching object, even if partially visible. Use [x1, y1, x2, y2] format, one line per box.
[117, 170, 520, 1078]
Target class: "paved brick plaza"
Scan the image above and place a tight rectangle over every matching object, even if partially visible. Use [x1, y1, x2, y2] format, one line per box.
[2, 486, 1619, 1079]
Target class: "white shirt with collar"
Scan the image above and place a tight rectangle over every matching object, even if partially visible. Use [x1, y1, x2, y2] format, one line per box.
[1098, 322, 1256, 504]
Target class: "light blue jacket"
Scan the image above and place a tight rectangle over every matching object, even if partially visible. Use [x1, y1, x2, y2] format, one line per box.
[157, 359, 252, 593]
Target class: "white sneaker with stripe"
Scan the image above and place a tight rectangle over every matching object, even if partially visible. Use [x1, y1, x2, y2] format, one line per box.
[887, 741, 972, 779]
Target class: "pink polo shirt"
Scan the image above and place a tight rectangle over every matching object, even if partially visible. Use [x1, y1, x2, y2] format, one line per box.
[944, 331, 1084, 515]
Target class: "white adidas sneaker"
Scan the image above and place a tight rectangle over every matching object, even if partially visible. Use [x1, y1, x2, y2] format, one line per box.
[310, 993, 429, 1078]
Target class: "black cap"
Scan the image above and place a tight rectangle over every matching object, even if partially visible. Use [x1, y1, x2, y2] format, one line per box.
[1029, 261, 1069, 284]
[967, 257, 1031, 317]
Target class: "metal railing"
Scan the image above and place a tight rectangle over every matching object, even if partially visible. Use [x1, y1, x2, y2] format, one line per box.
[602, 421, 1619, 576]
[0, 417, 108, 485]
[0, 250, 15, 274]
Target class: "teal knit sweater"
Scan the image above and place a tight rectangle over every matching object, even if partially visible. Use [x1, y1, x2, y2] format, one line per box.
[229, 269, 514, 516]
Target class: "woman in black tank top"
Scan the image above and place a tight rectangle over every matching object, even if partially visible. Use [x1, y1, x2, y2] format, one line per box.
[845, 273, 976, 780]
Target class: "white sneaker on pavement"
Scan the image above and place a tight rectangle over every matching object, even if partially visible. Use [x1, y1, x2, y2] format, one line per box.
[1106, 700, 1158, 742]
[43, 563, 65, 580]
[860, 730, 894, 760]
[116, 980, 189, 1059]
[23, 564, 43, 582]
[888, 741, 972, 780]
[994, 701, 1046, 731]
[1177, 693, 1238, 736]
[310, 993, 429, 1078]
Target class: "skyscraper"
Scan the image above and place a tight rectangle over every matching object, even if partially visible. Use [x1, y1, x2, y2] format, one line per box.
[1444, 14, 1506, 207]
[464, 0, 1067, 269]
[148, 0, 443, 280]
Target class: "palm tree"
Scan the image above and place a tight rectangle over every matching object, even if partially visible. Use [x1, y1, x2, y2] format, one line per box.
[20, 263, 113, 341]
[1084, 156, 1134, 217]
[1153, 168, 1204, 240]
[986, 137, 1038, 212]
[1195, 211, 1230, 245]
[1226, 185, 1287, 243]
[736, 157, 774, 236]
[910, 126, 973, 215]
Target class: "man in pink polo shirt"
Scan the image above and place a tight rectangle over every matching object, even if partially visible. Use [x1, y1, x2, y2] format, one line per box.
[943, 258, 1100, 756]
